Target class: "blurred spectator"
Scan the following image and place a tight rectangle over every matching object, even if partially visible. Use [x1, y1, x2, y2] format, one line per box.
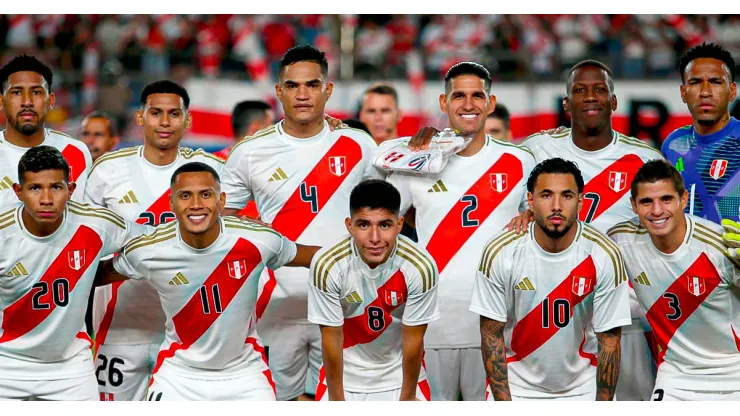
[485, 103, 513, 141]
[262, 16, 297, 78]
[354, 18, 393, 79]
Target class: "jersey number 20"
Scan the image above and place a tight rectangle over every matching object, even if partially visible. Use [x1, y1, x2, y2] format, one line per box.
[31, 279, 70, 310]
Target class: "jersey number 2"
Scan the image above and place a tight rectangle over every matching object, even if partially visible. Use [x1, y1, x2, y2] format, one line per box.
[461, 195, 479, 227]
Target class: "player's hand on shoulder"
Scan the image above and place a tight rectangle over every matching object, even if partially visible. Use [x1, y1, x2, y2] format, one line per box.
[325, 114, 346, 131]
[504, 209, 534, 234]
[721, 219, 740, 259]
[408, 126, 440, 151]
[539, 126, 568, 135]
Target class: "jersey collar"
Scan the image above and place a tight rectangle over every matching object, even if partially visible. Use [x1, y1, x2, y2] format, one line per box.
[176, 216, 225, 254]
[566, 129, 618, 159]
[15, 202, 68, 243]
[529, 220, 583, 259]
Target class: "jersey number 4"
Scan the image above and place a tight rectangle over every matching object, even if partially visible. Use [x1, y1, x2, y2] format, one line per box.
[138, 211, 176, 226]
[300, 182, 319, 214]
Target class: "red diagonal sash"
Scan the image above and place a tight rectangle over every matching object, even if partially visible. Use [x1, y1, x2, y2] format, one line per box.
[0, 225, 103, 343]
[507, 255, 597, 363]
[644, 252, 721, 366]
[135, 189, 175, 225]
[580, 154, 644, 223]
[425, 152, 523, 273]
[61, 144, 87, 183]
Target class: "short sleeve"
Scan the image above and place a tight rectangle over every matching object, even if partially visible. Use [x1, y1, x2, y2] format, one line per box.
[386, 173, 413, 215]
[307, 252, 344, 327]
[221, 146, 253, 210]
[592, 247, 632, 333]
[469, 252, 508, 322]
[402, 261, 440, 326]
[113, 248, 147, 281]
[262, 229, 298, 270]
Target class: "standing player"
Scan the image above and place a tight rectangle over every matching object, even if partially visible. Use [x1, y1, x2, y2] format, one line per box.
[472, 158, 631, 401]
[609, 160, 740, 401]
[0, 55, 92, 208]
[84, 80, 225, 401]
[80, 112, 120, 162]
[386, 62, 535, 401]
[0, 146, 145, 400]
[358, 83, 402, 144]
[662, 43, 739, 224]
[485, 103, 513, 141]
[220, 45, 381, 401]
[308, 180, 439, 401]
[521, 60, 664, 401]
[213, 100, 274, 160]
[105, 162, 320, 400]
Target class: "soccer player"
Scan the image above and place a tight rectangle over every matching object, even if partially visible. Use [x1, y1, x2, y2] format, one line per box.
[220, 45, 381, 401]
[0, 54, 92, 208]
[609, 160, 740, 401]
[387, 62, 536, 401]
[662, 43, 739, 223]
[213, 100, 274, 160]
[84, 80, 224, 401]
[521, 60, 664, 401]
[80, 111, 120, 162]
[484, 103, 512, 141]
[359, 83, 402, 144]
[308, 179, 439, 401]
[471, 157, 631, 401]
[104, 162, 320, 401]
[0, 146, 146, 400]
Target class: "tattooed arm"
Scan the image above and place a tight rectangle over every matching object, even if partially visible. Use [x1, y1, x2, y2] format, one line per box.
[480, 316, 511, 401]
[595, 326, 621, 401]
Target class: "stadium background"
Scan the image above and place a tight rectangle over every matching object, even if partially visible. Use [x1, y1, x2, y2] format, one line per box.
[1, 14, 739, 152]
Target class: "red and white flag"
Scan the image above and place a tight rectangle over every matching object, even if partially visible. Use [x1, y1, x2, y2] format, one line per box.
[68, 250, 86, 271]
[227, 259, 249, 280]
[608, 171, 628, 192]
[572, 276, 593, 296]
[329, 156, 346, 176]
[687, 276, 706, 296]
[384, 290, 405, 306]
[710, 159, 728, 180]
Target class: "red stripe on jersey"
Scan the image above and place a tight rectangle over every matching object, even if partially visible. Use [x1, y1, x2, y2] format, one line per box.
[644, 252, 721, 366]
[270, 135, 363, 241]
[506, 255, 597, 363]
[315, 366, 327, 400]
[77, 331, 93, 348]
[425, 152, 523, 273]
[135, 189, 174, 225]
[577, 329, 597, 367]
[150, 238, 263, 377]
[255, 269, 276, 320]
[732, 326, 740, 353]
[246, 336, 276, 395]
[61, 144, 86, 183]
[0, 225, 103, 343]
[343, 269, 408, 349]
[93, 281, 123, 356]
[418, 379, 431, 400]
[580, 154, 644, 223]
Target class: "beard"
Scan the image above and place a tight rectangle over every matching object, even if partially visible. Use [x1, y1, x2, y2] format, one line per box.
[535, 215, 576, 239]
[10, 114, 43, 136]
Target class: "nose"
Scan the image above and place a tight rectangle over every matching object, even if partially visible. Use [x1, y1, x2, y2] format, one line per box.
[369, 226, 381, 244]
[21, 90, 33, 107]
[551, 195, 563, 212]
[39, 188, 53, 205]
[160, 112, 171, 126]
[584, 87, 598, 102]
[296, 85, 310, 100]
[700, 81, 713, 97]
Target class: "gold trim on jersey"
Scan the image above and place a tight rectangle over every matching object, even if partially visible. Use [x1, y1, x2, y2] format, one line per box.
[693, 222, 740, 269]
[90, 147, 139, 173]
[125, 222, 177, 249]
[478, 230, 527, 278]
[0, 176, 13, 190]
[229, 125, 277, 155]
[397, 239, 436, 293]
[487, 135, 536, 158]
[616, 134, 663, 157]
[312, 236, 352, 292]
[583, 225, 627, 288]
[49, 128, 74, 139]
[0, 207, 15, 222]
[222, 217, 281, 238]
[0, 207, 16, 231]
[68, 201, 126, 229]
[179, 147, 224, 164]
[125, 228, 177, 256]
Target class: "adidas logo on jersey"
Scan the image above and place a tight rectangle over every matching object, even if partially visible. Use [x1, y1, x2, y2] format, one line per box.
[514, 277, 535, 290]
[634, 272, 651, 286]
[5, 262, 28, 277]
[344, 291, 363, 303]
[0, 176, 13, 190]
[168, 272, 190, 286]
[268, 168, 288, 182]
[118, 191, 139, 204]
[427, 180, 448, 193]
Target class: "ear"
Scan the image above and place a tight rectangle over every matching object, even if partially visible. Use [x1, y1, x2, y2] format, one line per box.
[527, 191, 534, 212]
[439, 93, 447, 114]
[397, 215, 404, 232]
[487, 94, 497, 116]
[562, 96, 570, 113]
[345, 217, 352, 234]
[680, 84, 688, 104]
[325, 81, 334, 100]
[680, 189, 689, 211]
[67, 182, 77, 199]
[396, 108, 403, 124]
[185, 111, 193, 129]
[610, 93, 618, 112]
[576, 192, 583, 215]
[169, 193, 175, 212]
[630, 197, 638, 215]
[275, 83, 282, 101]
[12, 183, 22, 201]
[136, 109, 144, 126]
[730, 82, 737, 102]
[48, 92, 56, 110]
[218, 191, 226, 213]
[111, 135, 120, 150]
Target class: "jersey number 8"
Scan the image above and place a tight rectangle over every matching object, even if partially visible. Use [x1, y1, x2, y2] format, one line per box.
[368, 306, 386, 332]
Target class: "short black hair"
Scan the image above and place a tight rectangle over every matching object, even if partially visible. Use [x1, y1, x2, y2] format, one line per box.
[678, 42, 736, 83]
[0, 54, 54, 92]
[83, 111, 118, 136]
[526, 157, 585, 194]
[487, 103, 511, 129]
[362, 83, 399, 106]
[349, 179, 401, 216]
[341, 119, 371, 135]
[630, 159, 686, 200]
[279, 45, 329, 80]
[444, 61, 492, 95]
[566, 60, 615, 94]
[140, 80, 190, 109]
[170, 162, 220, 187]
[231, 100, 272, 138]
[18, 145, 69, 185]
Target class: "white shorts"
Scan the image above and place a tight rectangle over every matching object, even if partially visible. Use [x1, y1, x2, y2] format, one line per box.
[0, 373, 99, 401]
[651, 386, 740, 401]
[424, 348, 486, 401]
[94, 342, 159, 401]
[485, 382, 596, 401]
[615, 331, 657, 401]
[257, 320, 321, 400]
[147, 365, 276, 401]
[315, 368, 431, 401]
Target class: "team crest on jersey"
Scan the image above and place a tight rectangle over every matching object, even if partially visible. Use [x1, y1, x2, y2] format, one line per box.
[709, 159, 728, 180]
[687, 276, 706, 296]
[227, 259, 249, 280]
[490, 173, 508, 193]
[608, 171, 628, 192]
[328, 156, 347, 176]
[571, 276, 593, 296]
[68, 250, 86, 271]
[384, 290, 405, 306]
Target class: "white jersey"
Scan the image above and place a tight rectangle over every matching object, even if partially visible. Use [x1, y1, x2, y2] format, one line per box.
[221, 121, 381, 323]
[524, 128, 664, 334]
[0, 201, 146, 380]
[0, 129, 92, 208]
[387, 136, 535, 348]
[307, 234, 440, 393]
[609, 215, 740, 391]
[84, 145, 224, 346]
[470, 221, 632, 398]
[113, 216, 297, 379]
